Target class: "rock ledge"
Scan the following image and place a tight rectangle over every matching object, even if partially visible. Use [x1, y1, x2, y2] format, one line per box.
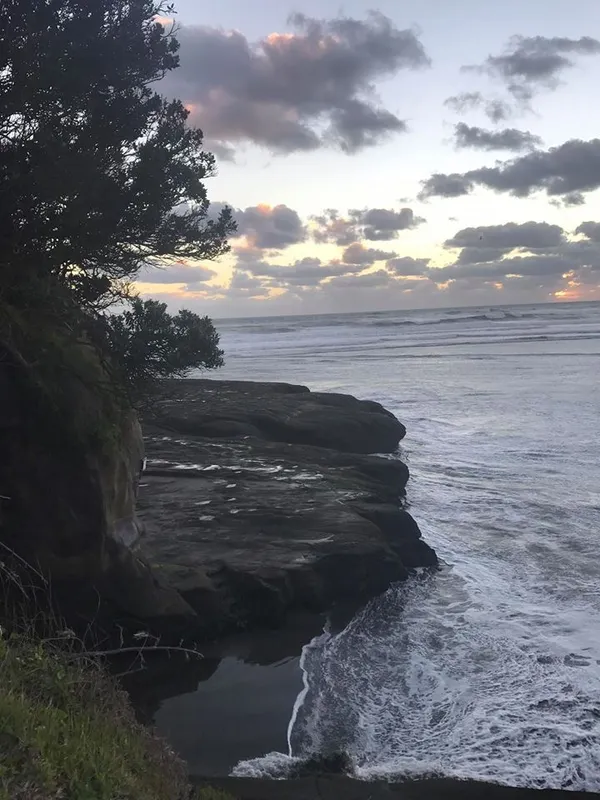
[137, 379, 437, 640]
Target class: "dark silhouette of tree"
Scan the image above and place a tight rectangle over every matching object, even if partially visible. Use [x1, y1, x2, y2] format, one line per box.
[0, 0, 235, 309]
[107, 298, 223, 397]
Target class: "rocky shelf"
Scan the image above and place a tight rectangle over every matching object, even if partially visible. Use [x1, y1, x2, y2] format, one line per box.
[136, 379, 437, 640]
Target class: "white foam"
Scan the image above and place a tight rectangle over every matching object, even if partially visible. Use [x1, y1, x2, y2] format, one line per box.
[212, 301, 600, 789]
[285, 560, 600, 790]
[232, 751, 302, 779]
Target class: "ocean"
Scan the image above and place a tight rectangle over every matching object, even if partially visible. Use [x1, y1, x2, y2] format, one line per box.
[155, 301, 600, 790]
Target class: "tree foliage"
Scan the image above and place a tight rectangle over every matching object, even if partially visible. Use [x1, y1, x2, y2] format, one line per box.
[0, 0, 235, 309]
[107, 298, 224, 396]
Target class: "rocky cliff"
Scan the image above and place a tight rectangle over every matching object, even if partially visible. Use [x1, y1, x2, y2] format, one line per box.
[0, 334, 192, 634]
[0, 340, 436, 642]
[137, 379, 438, 640]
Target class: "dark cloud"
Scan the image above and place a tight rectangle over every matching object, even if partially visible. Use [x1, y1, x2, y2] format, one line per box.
[386, 256, 430, 275]
[208, 142, 237, 162]
[445, 222, 565, 250]
[244, 256, 365, 286]
[138, 262, 215, 284]
[432, 236, 600, 283]
[234, 244, 267, 263]
[561, 193, 587, 207]
[228, 270, 268, 297]
[234, 204, 307, 249]
[162, 12, 429, 154]
[419, 138, 600, 201]
[327, 101, 407, 153]
[453, 122, 542, 152]
[419, 173, 473, 200]
[312, 206, 424, 244]
[342, 243, 397, 265]
[435, 254, 571, 280]
[444, 92, 512, 123]
[455, 246, 510, 264]
[577, 266, 600, 284]
[326, 269, 394, 289]
[424, 221, 600, 296]
[361, 207, 426, 240]
[464, 35, 600, 102]
[311, 209, 359, 246]
[576, 221, 600, 242]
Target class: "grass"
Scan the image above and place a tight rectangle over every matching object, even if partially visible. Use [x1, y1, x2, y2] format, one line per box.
[0, 632, 234, 800]
[0, 632, 188, 799]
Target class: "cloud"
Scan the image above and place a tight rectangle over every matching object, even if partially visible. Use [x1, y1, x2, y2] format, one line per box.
[312, 206, 424, 244]
[243, 255, 365, 286]
[422, 221, 600, 299]
[342, 243, 397, 265]
[576, 221, 600, 242]
[453, 122, 542, 152]
[326, 269, 394, 289]
[464, 35, 600, 102]
[386, 256, 430, 275]
[311, 209, 359, 246]
[431, 228, 600, 285]
[326, 101, 408, 153]
[455, 247, 511, 264]
[360, 207, 426, 240]
[419, 138, 600, 201]
[444, 92, 513, 123]
[435, 254, 572, 280]
[445, 221, 565, 250]
[137, 262, 216, 285]
[419, 173, 474, 199]
[234, 204, 307, 249]
[228, 270, 269, 298]
[162, 12, 429, 155]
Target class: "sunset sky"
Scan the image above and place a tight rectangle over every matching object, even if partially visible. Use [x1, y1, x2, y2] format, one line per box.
[137, 0, 600, 317]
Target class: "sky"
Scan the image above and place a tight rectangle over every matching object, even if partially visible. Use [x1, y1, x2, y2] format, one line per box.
[136, 0, 600, 317]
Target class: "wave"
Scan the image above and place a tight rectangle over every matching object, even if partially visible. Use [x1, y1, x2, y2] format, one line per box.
[244, 326, 297, 335]
[220, 303, 600, 339]
[370, 311, 525, 328]
[280, 574, 600, 791]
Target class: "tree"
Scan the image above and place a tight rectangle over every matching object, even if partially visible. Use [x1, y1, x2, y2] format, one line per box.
[0, 0, 235, 309]
[107, 298, 224, 397]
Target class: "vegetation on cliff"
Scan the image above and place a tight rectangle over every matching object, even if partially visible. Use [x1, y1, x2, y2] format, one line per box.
[0, 624, 235, 799]
[0, 631, 190, 799]
[107, 299, 225, 401]
[1, 0, 234, 308]
[1, 0, 234, 395]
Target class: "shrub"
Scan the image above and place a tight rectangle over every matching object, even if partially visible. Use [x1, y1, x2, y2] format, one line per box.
[107, 298, 224, 400]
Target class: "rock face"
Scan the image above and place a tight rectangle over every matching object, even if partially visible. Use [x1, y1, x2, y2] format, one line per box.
[1, 353, 436, 643]
[137, 379, 437, 640]
[154, 379, 406, 454]
[0, 339, 193, 632]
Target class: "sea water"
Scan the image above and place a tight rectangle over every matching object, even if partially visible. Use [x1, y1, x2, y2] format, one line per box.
[203, 301, 600, 790]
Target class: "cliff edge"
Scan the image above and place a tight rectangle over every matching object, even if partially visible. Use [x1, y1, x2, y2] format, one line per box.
[138, 379, 437, 640]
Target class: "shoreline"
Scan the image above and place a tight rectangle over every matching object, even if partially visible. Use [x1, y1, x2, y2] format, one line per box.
[192, 775, 597, 799]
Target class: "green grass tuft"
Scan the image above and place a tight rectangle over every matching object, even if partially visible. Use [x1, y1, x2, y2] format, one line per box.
[0, 633, 193, 800]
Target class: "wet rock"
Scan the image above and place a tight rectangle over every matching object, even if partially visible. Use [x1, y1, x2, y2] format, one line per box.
[137, 380, 437, 640]
[153, 378, 406, 454]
